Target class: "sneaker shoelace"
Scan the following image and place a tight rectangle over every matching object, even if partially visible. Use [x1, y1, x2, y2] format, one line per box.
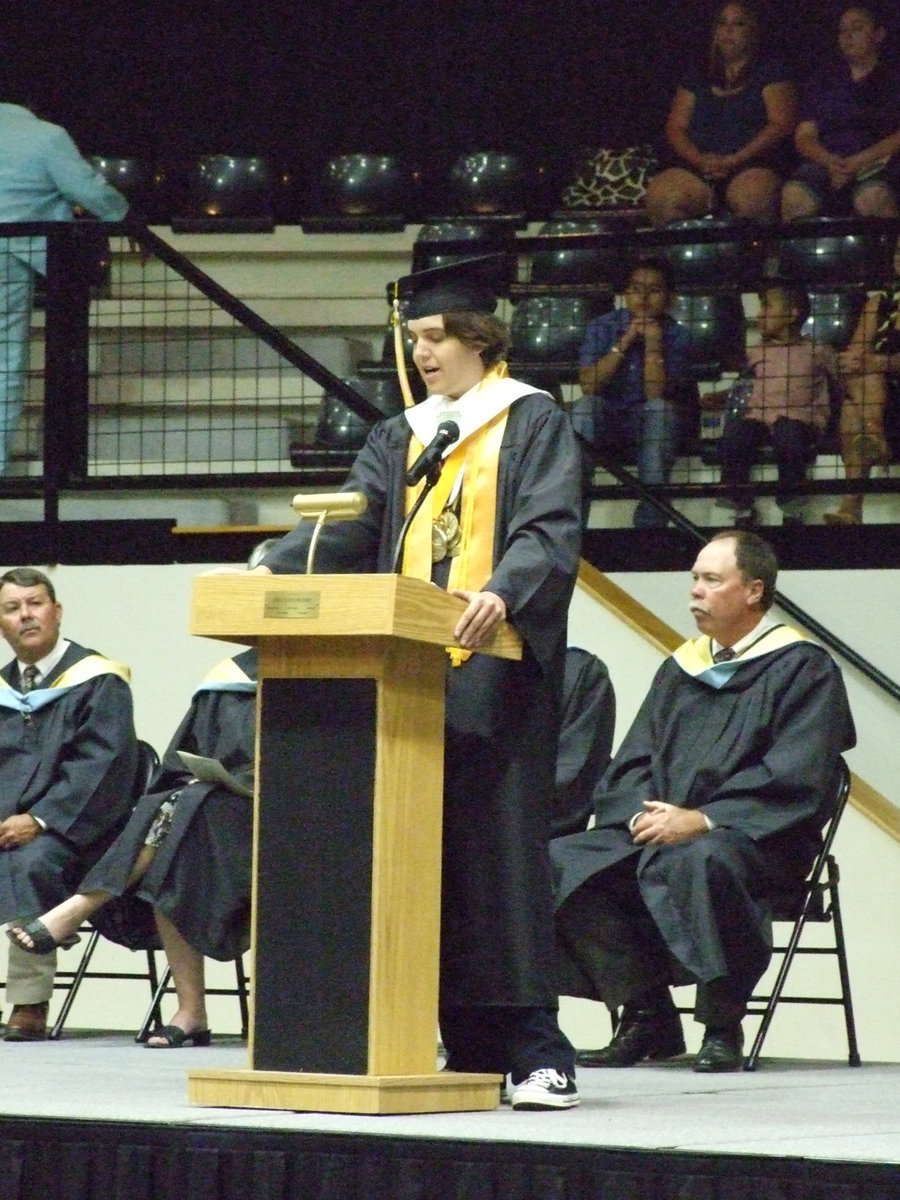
[522, 1068, 568, 1088]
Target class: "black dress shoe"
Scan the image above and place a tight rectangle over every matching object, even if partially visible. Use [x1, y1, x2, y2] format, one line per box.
[693, 1026, 744, 1073]
[576, 1002, 686, 1068]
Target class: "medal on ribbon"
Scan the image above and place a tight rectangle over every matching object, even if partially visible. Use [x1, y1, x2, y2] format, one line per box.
[432, 509, 461, 562]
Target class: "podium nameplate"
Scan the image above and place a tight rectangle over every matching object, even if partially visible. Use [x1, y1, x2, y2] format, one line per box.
[262, 591, 320, 619]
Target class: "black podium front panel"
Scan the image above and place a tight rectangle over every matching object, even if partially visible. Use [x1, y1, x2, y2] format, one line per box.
[255, 676, 377, 1073]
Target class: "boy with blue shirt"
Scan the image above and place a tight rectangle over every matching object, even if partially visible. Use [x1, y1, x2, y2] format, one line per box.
[572, 257, 692, 528]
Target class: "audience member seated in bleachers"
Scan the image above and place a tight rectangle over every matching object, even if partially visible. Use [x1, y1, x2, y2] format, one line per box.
[7, 649, 257, 1048]
[0, 567, 137, 1043]
[712, 283, 840, 526]
[825, 275, 900, 524]
[572, 257, 693, 528]
[644, 1, 796, 227]
[781, 4, 900, 222]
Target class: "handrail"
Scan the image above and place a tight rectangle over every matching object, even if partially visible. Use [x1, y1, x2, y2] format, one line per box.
[0, 219, 388, 427]
[130, 225, 388, 425]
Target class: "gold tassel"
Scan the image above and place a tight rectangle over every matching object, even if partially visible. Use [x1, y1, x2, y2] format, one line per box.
[391, 294, 416, 409]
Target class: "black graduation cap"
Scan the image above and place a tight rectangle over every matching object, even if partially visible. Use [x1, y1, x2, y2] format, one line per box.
[390, 253, 509, 319]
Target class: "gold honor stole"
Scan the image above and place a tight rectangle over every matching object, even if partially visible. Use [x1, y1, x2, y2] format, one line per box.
[673, 625, 806, 689]
[0, 654, 131, 714]
[194, 656, 257, 695]
[402, 367, 530, 664]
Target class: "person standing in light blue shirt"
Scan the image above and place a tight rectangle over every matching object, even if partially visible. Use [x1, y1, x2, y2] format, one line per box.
[0, 86, 132, 474]
[572, 257, 693, 528]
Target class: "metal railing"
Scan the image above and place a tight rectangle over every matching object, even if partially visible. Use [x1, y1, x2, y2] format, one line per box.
[2, 214, 898, 527]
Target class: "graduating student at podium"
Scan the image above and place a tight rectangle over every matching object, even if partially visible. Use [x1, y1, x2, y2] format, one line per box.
[254, 256, 584, 1110]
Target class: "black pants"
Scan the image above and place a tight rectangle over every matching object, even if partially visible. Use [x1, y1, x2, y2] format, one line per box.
[440, 1004, 575, 1084]
[556, 833, 775, 1029]
[719, 416, 816, 506]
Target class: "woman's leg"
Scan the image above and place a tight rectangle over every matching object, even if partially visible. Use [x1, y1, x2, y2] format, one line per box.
[825, 373, 888, 524]
[8, 844, 157, 951]
[853, 180, 898, 220]
[145, 909, 208, 1041]
[780, 179, 821, 222]
[644, 168, 713, 227]
[725, 168, 780, 222]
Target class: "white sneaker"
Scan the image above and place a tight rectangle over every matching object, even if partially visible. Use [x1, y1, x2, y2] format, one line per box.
[511, 1068, 580, 1110]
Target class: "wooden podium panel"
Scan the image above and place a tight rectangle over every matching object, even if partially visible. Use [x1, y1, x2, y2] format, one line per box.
[188, 1069, 503, 1116]
[189, 573, 521, 660]
[187, 576, 518, 1114]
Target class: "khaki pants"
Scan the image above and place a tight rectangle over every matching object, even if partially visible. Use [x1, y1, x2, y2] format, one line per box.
[5, 923, 57, 1005]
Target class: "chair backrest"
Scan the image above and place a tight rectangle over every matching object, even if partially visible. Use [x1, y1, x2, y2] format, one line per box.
[133, 739, 160, 799]
[771, 758, 850, 921]
[816, 758, 852, 863]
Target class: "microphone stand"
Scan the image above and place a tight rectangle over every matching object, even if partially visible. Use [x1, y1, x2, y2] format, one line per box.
[391, 460, 443, 575]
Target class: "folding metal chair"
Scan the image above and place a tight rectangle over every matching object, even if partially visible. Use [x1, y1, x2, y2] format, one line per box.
[603, 759, 860, 1070]
[135, 956, 249, 1042]
[48, 738, 163, 1040]
[743, 758, 860, 1070]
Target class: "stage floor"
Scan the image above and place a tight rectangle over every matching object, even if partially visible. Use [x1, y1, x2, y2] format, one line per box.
[0, 1032, 897, 1167]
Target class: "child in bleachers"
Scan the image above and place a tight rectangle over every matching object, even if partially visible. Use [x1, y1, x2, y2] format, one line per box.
[573, 256, 693, 528]
[715, 282, 841, 525]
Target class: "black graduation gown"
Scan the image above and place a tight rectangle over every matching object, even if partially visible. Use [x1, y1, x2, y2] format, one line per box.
[0, 642, 138, 919]
[552, 648, 616, 839]
[553, 639, 856, 1001]
[82, 649, 257, 961]
[264, 392, 582, 1007]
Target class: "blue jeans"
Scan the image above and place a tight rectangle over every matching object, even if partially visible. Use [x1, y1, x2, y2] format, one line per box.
[573, 396, 680, 527]
[0, 250, 37, 475]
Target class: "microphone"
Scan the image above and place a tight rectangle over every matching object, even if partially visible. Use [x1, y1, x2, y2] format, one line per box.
[404, 420, 460, 487]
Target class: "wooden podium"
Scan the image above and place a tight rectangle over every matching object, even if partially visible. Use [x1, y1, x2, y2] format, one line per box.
[186, 573, 521, 1115]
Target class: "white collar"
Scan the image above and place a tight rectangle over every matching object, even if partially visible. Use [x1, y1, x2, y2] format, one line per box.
[17, 638, 70, 684]
[712, 615, 779, 660]
[404, 376, 541, 451]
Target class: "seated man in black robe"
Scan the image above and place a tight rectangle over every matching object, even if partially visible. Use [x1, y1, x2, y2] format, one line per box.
[8, 649, 257, 1047]
[0, 567, 138, 1041]
[553, 530, 856, 1072]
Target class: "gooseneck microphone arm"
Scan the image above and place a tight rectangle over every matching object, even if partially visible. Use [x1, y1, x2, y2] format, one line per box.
[391, 460, 443, 575]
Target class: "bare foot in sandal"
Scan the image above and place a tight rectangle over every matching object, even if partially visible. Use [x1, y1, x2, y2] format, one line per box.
[146, 1008, 210, 1048]
[7, 917, 80, 955]
[6, 894, 95, 953]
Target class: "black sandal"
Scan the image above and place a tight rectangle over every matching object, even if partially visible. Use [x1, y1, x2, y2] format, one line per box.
[145, 1024, 212, 1048]
[6, 919, 80, 956]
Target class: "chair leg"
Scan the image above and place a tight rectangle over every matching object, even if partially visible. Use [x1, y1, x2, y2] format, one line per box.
[49, 929, 101, 1041]
[827, 865, 861, 1067]
[135, 958, 169, 1044]
[744, 903, 814, 1071]
[235, 956, 249, 1039]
